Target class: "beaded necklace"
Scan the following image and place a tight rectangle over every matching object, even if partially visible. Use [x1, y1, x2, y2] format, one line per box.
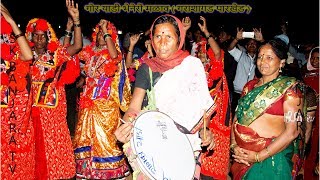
[88, 47, 107, 78]
[82, 45, 121, 79]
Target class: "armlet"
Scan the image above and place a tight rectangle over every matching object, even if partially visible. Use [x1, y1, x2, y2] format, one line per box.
[284, 86, 302, 101]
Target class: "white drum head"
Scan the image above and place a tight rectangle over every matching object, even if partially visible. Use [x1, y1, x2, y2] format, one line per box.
[131, 111, 195, 180]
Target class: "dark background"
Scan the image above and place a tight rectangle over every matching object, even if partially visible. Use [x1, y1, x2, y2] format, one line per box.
[2, 0, 319, 45]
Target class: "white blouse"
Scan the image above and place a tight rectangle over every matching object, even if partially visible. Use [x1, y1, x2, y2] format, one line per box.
[154, 55, 214, 151]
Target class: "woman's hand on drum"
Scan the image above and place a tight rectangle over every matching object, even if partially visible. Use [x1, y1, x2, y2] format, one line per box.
[199, 128, 215, 150]
[114, 122, 133, 143]
[232, 146, 252, 166]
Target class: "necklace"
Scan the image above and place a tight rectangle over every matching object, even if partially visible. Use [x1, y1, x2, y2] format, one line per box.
[82, 45, 121, 78]
[88, 55, 106, 77]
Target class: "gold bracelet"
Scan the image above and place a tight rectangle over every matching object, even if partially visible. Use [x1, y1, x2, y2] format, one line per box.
[65, 30, 72, 37]
[230, 143, 238, 150]
[255, 152, 260, 163]
[265, 147, 271, 157]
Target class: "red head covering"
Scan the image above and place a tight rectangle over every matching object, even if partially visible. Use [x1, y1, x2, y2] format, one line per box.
[90, 21, 121, 52]
[144, 14, 189, 73]
[25, 18, 59, 52]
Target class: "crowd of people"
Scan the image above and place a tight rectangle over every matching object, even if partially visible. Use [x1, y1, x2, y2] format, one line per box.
[1, 1, 319, 180]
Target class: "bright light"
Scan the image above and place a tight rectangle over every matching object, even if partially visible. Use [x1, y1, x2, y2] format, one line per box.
[118, 30, 122, 35]
[17, 24, 20, 27]
[58, 25, 61, 29]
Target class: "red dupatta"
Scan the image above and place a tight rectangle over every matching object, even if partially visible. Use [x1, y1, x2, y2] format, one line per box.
[144, 14, 189, 73]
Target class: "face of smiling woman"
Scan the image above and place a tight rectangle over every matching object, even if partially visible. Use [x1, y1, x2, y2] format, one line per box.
[257, 44, 284, 79]
[310, 51, 319, 69]
[152, 22, 179, 60]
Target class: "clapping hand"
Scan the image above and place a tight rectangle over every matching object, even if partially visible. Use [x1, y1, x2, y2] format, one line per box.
[99, 19, 109, 32]
[66, 17, 74, 31]
[66, 0, 79, 22]
[198, 16, 209, 35]
[182, 16, 191, 32]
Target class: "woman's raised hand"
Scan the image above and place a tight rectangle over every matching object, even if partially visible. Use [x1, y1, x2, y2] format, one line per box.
[130, 33, 141, 47]
[198, 16, 208, 35]
[182, 16, 191, 32]
[98, 19, 109, 32]
[66, 0, 79, 22]
[66, 17, 74, 30]
[0, 3, 14, 25]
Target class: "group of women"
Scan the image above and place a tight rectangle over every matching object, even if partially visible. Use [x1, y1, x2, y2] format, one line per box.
[1, 0, 318, 179]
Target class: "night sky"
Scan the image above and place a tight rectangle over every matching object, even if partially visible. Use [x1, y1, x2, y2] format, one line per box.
[2, 0, 319, 45]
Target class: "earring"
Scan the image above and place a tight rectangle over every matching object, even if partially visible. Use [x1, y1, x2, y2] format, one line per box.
[279, 67, 282, 73]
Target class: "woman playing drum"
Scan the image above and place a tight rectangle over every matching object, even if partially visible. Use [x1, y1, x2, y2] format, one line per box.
[115, 14, 215, 179]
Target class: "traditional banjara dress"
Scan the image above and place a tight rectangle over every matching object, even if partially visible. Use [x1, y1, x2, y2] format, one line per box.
[303, 67, 319, 180]
[26, 18, 79, 179]
[1, 28, 35, 179]
[200, 49, 232, 179]
[74, 23, 131, 179]
[231, 76, 301, 180]
[30, 46, 79, 179]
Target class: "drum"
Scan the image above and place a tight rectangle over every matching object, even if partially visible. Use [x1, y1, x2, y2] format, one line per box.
[125, 110, 196, 180]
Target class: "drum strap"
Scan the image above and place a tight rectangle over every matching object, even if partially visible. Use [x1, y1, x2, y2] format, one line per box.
[143, 67, 215, 135]
[175, 103, 216, 134]
[144, 67, 158, 111]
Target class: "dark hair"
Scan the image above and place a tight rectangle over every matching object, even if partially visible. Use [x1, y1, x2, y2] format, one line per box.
[263, 39, 289, 60]
[217, 24, 234, 36]
[122, 32, 131, 49]
[152, 15, 180, 44]
[310, 47, 319, 56]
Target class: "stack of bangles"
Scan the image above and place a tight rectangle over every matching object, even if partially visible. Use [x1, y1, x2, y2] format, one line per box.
[65, 30, 72, 37]
[74, 18, 80, 27]
[14, 33, 24, 40]
[103, 33, 111, 40]
[255, 152, 260, 162]
[265, 146, 271, 157]
[255, 147, 271, 163]
[230, 143, 238, 152]
[206, 34, 213, 40]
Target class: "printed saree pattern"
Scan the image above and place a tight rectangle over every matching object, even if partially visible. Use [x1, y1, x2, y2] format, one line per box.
[232, 76, 298, 180]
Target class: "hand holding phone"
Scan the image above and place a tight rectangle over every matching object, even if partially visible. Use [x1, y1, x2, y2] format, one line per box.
[242, 32, 254, 39]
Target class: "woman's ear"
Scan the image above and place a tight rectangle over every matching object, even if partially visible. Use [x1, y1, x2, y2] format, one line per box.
[280, 59, 286, 68]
